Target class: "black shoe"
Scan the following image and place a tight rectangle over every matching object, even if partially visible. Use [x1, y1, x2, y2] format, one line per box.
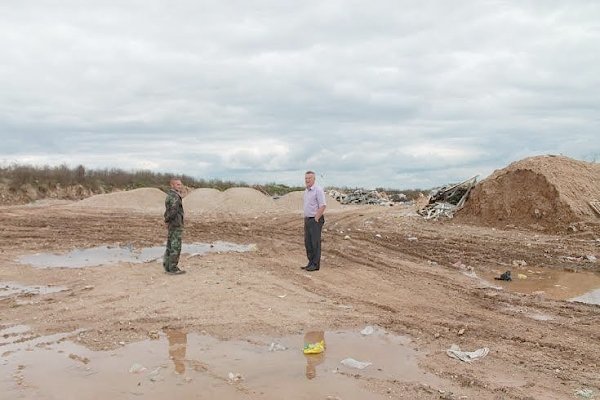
[306, 265, 320, 272]
[301, 263, 312, 270]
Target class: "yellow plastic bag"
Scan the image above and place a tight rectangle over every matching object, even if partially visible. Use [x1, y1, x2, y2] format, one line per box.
[303, 340, 325, 354]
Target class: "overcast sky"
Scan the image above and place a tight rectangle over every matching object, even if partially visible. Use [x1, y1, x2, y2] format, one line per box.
[1, 1, 599, 189]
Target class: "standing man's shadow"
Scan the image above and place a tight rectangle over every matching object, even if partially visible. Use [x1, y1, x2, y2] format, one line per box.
[303, 331, 325, 380]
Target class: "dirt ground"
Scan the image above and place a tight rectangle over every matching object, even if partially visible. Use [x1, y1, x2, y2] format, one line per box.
[1, 202, 599, 399]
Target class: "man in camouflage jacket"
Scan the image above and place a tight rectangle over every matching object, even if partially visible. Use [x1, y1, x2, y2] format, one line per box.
[163, 178, 186, 275]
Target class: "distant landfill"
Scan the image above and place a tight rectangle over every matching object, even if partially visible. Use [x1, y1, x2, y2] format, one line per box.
[328, 189, 407, 206]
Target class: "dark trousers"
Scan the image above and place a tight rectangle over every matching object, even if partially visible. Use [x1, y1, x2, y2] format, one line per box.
[304, 216, 324, 267]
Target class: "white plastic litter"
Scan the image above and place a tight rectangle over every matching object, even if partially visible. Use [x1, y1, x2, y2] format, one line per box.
[268, 342, 287, 352]
[228, 372, 244, 382]
[446, 344, 489, 363]
[360, 325, 375, 336]
[128, 363, 146, 373]
[575, 388, 594, 399]
[340, 358, 372, 369]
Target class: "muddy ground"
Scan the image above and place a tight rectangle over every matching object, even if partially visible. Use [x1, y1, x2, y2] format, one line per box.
[1, 203, 599, 399]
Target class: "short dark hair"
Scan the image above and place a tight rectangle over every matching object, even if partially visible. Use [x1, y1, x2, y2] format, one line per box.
[305, 171, 315, 176]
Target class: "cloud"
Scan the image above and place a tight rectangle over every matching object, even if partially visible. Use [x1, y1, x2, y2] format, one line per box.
[0, 1, 599, 188]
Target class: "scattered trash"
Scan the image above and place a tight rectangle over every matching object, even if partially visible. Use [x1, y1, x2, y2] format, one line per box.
[227, 372, 244, 383]
[446, 344, 489, 363]
[268, 342, 287, 352]
[512, 260, 527, 267]
[457, 328, 465, 336]
[494, 271, 512, 281]
[407, 236, 418, 241]
[360, 325, 375, 336]
[329, 189, 395, 206]
[344, 235, 351, 240]
[128, 363, 146, 374]
[375, 234, 382, 238]
[277, 294, 287, 298]
[589, 201, 600, 217]
[303, 340, 325, 354]
[517, 273, 528, 280]
[148, 367, 163, 382]
[575, 388, 594, 398]
[561, 255, 597, 263]
[340, 358, 372, 369]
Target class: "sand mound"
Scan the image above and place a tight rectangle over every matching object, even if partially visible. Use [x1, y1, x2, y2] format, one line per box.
[457, 155, 600, 230]
[183, 188, 224, 212]
[72, 188, 166, 211]
[275, 191, 344, 212]
[221, 187, 275, 212]
[183, 187, 275, 213]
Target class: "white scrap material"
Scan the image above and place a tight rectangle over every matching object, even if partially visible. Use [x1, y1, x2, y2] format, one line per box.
[360, 325, 375, 336]
[340, 358, 372, 369]
[575, 388, 594, 398]
[268, 342, 287, 352]
[446, 344, 489, 363]
[228, 372, 244, 382]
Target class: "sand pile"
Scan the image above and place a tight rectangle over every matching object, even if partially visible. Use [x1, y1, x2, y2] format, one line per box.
[183, 188, 223, 212]
[457, 155, 600, 230]
[184, 187, 276, 214]
[70, 186, 348, 214]
[71, 188, 166, 211]
[221, 187, 275, 212]
[275, 191, 344, 212]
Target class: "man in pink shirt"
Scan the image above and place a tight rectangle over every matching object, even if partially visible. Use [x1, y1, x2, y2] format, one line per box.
[302, 171, 326, 272]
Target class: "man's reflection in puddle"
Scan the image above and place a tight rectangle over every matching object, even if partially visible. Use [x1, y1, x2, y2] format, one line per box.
[165, 329, 187, 374]
[303, 330, 325, 380]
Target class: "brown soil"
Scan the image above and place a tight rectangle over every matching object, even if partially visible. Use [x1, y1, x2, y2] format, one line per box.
[1, 197, 599, 399]
[457, 155, 600, 232]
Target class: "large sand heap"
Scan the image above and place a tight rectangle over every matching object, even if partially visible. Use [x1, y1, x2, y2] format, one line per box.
[457, 155, 600, 230]
[184, 187, 276, 213]
[71, 188, 166, 211]
[183, 188, 223, 212]
[275, 191, 343, 212]
[221, 187, 275, 212]
[71, 186, 348, 214]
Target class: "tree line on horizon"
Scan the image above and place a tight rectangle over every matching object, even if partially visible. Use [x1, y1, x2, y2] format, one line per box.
[0, 163, 426, 199]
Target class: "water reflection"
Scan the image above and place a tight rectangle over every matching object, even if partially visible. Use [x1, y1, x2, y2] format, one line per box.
[18, 241, 255, 268]
[0, 326, 439, 400]
[165, 329, 187, 374]
[303, 330, 325, 380]
[476, 267, 600, 306]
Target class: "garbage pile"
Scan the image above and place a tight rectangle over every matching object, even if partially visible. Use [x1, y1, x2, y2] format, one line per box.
[417, 176, 478, 220]
[328, 189, 395, 206]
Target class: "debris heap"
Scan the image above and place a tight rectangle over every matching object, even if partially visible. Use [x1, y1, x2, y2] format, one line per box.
[417, 176, 478, 220]
[328, 189, 394, 206]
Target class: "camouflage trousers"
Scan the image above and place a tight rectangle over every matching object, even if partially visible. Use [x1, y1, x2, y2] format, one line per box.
[163, 227, 183, 272]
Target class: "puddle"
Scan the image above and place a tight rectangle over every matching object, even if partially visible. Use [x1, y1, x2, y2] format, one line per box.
[570, 289, 600, 305]
[0, 282, 67, 299]
[0, 325, 441, 399]
[18, 241, 255, 268]
[479, 267, 600, 306]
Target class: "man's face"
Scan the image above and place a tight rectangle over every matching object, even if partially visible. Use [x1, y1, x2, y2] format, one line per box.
[171, 180, 183, 193]
[304, 173, 315, 188]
